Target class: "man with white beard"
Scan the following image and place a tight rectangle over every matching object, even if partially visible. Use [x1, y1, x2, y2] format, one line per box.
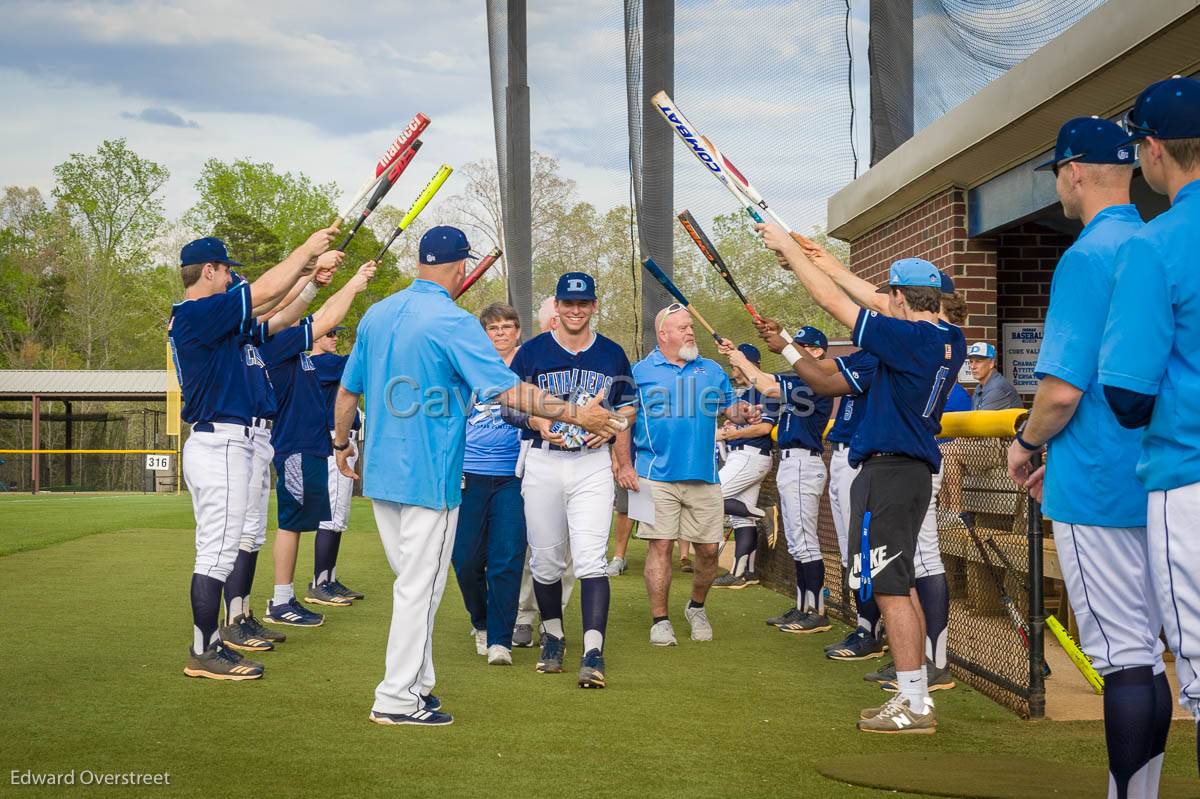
[630, 304, 761, 645]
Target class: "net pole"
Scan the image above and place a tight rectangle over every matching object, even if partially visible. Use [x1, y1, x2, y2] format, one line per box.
[1027, 452, 1046, 719]
[639, 0, 674, 355]
[505, 0, 533, 337]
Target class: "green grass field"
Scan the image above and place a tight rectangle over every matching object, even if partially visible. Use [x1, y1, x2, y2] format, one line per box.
[1, 492, 1196, 798]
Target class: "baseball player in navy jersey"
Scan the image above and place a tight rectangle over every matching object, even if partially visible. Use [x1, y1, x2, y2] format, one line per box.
[508, 272, 637, 688]
[711, 343, 776, 589]
[1099, 76, 1200, 783]
[171, 227, 336, 680]
[760, 224, 965, 733]
[1006, 115, 1166, 798]
[311, 327, 366, 603]
[332, 227, 623, 726]
[260, 260, 378, 628]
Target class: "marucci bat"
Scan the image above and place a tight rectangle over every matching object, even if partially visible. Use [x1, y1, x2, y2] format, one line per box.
[374, 164, 453, 261]
[335, 113, 430, 224]
[336, 140, 423, 252]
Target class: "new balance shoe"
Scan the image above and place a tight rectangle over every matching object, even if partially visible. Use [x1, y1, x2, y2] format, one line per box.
[329, 579, 365, 601]
[684, 603, 713, 641]
[369, 709, 453, 727]
[606, 556, 628, 577]
[422, 694, 442, 712]
[305, 581, 353, 607]
[488, 645, 513, 666]
[779, 613, 832, 634]
[766, 607, 807, 627]
[864, 661, 897, 684]
[712, 571, 748, 589]
[184, 643, 263, 681]
[880, 662, 957, 693]
[578, 648, 606, 689]
[243, 611, 286, 643]
[857, 695, 936, 734]
[264, 598, 324, 627]
[473, 628, 488, 656]
[536, 634, 565, 673]
[512, 623, 535, 648]
[220, 614, 274, 652]
[826, 630, 887, 661]
[650, 619, 678, 646]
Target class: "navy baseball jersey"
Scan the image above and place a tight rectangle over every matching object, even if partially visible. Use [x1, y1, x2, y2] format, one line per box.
[311, 353, 361, 432]
[508, 331, 636, 447]
[774, 373, 833, 452]
[849, 308, 967, 470]
[259, 318, 331, 459]
[827, 349, 879, 445]
[169, 281, 266, 425]
[729, 385, 777, 451]
[228, 273, 276, 421]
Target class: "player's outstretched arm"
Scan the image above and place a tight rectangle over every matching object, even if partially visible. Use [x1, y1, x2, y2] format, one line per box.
[307, 261, 378, 338]
[254, 250, 343, 317]
[717, 339, 781, 399]
[757, 224, 860, 329]
[498, 383, 625, 438]
[332, 386, 361, 479]
[249, 224, 339, 309]
[789, 233, 890, 315]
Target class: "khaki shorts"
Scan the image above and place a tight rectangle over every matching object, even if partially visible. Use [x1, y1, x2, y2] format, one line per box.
[636, 478, 724, 544]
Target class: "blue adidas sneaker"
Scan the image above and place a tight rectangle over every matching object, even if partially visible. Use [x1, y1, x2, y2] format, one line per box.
[369, 709, 453, 727]
[264, 597, 325, 627]
[536, 634, 565, 674]
[578, 648, 606, 689]
[422, 694, 441, 712]
[826, 629, 887, 661]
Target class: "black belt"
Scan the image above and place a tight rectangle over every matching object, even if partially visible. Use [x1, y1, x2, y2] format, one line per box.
[869, 451, 910, 460]
[728, 444, 772, 456]
[780, 446, 821, 458]
[533, 439, 599, 453]
[252, 418, 272, 430]
[192, 419, 252, 436]
[830, 441, 850, 452]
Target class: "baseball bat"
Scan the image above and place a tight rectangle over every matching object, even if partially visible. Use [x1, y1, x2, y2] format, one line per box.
[453, 247, 503, 300]
[374, 164, 454, 261]
[1046, 614, 1104, 694]
[677, 209, 762, 321]
[335, 113, 431, 224]
[641, 256, 721, 342]
[336, 140, 424, 252]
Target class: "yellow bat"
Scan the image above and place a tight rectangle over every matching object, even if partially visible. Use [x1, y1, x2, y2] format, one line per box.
[1047, 614, 1104, 695]
[374, 164, 454, 260]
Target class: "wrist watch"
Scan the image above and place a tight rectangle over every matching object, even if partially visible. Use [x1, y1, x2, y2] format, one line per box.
[333, 440, 351, 452]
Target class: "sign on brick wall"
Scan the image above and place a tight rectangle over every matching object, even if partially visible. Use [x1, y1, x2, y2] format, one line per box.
[1002, 322, 1043, 394]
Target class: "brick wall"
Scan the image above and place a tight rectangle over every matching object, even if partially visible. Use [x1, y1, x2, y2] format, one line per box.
[995, 222, 1071, 327]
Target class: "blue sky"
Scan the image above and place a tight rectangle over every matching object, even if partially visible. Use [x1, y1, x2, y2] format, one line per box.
[0, 0, 871, 232]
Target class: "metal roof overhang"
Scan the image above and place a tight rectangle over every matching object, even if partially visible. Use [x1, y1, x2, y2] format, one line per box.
[0, 371, 168, 402]
[828, 0, 1200, 242]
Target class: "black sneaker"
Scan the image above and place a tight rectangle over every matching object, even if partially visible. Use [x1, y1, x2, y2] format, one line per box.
[743, 571, 761, 586]
[536, 634, 565, 674]
[184, 643, 264, 681]
[779, 613, 832, 634]
[766, 607, 807, 627]
[220, 614, 274, 652]
[305, 581, 353, 607]
[329, 579, 365, 600]
[369, 709, 453, 726]
[826, 629, 887, 661]
[712, 571, 748, 589]
[578, 648, 606, 689]
[864, 661, 897, 684]
[825, 628, 859, 654]
[243, 611, 286, 643]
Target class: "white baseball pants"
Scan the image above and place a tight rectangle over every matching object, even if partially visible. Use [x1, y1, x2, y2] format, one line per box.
[828, 445, 858, 566]
[320, 434, 358, 533]
[776, 449, 827, 562]
[914, 466, 946, 579]
[184, 424, 254, 581]
[371, 499, 458, 717]
[719, 448, 773, 527]
[1148, 486, 1200, 718]
[522, 446, 613, 583]
[239, 427, 273, 552]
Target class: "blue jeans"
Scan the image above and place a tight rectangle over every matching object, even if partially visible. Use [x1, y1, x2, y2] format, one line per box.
[452, 473, 527, 648]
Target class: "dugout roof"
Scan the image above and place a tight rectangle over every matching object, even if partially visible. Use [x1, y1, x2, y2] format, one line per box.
[828, 0, 1200, 241]
[0, 370, 168, 402]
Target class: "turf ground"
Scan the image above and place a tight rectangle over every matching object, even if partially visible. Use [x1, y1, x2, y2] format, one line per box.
[1, 492, 1196, 798]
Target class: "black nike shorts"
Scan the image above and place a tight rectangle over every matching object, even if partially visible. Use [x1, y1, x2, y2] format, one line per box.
[847, 455, 933, 597]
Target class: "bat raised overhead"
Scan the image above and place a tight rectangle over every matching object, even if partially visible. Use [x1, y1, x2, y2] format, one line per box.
[677, 209, 762, 322]
[336, 140, 424, 252]
[335, 113, 430, 224]
[641, 256, 720, 342]
[453, 247, 503, 300]
[374, 164, 454, 262]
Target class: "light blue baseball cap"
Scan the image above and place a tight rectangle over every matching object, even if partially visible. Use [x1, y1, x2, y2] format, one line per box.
[967, 342, 996, 359]
[877, 257, 942, 293]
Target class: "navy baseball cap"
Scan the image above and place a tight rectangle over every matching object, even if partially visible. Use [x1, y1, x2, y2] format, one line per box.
[793, 326, 828, 349]
[1035, 116, 1135, 172]
[1122, 76, 1200, 145]
[736, 343, 761, 364]
[940, 272, 955, 295]
[877, 257, 941, 292]
[326, 326, 348, 335]
[419, 225, 477, 266]
[556, 272, 597, 301]
[180, 237, 242, 268]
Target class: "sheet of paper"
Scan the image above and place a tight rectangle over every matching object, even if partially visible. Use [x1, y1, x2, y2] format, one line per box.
[627, 485, 655, 526]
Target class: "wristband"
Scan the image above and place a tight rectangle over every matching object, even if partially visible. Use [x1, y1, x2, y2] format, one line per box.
[1014, 429, 1042, 452]
[300, 282, 318, 302]
[332, 440, 350, 452]
[781, 344, 802, 366]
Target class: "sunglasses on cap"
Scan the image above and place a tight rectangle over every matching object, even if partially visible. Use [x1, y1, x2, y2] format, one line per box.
[657, 302, 687, 332]
[1122, 109, 1158, 142]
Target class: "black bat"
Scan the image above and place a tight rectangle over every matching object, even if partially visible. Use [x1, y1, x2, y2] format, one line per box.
[677, 209, 762, 322]
[337, 140, 423, 252]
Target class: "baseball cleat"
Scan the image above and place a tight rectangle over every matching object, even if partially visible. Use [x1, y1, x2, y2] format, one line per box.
[578, 648, 606, 688]
[766, 607, 807, 627]
[488, 644, 513, 666]
[473, 628, 488, 656]
[243, 611, 286, 643]
[780, 613, 832, 635]
[305, 581, 353, 607]
[264, 598, 325, 627]
[826, 630, 887, 661]
[684, 604, 713, 641]
[512, 624, 535, 648]
[650, 619, 678, 647]
[220, 614, 274, 652]
[369, 709, 453, 727]
[881, 663, 957, 693]
[184, 643, 264, 681]
[605, 556, 628, 577]
[536, 634, 565, 673]
[857, 696, 936, 734]
[712, 571, 748, 590]
[421, 694, 442, 712]
[329, 579, 365, 601]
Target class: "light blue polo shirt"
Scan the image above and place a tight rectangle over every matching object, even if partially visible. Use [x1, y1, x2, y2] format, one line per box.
[341, 279, 520, 509]
[632, 349, 734, 483]
[1036, 204, 1146, 526]
[1100, 181, 1200, 492]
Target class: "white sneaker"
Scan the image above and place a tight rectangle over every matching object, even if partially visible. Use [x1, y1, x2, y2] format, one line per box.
[474, 628, 487, 656]
[650, 619, 678, 646]
[606, 556, 628, 577]
[487, 644, 512, 665]
[684, 603, 713, 641]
